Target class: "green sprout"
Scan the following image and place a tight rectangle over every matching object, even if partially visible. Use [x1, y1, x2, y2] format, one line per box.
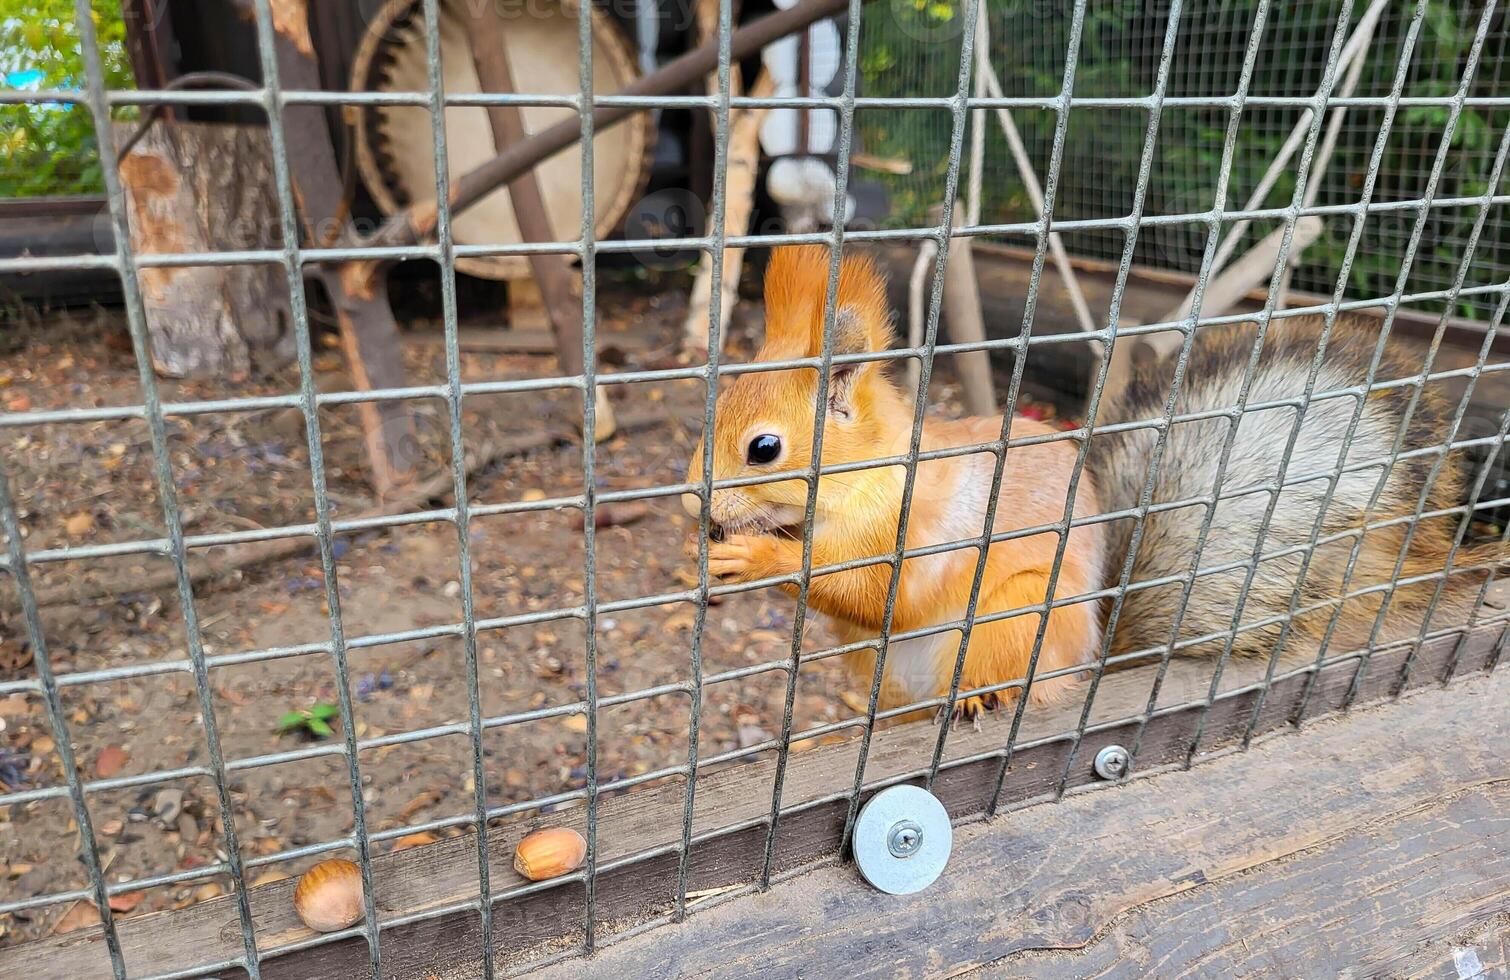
[276, 702, 341, 739]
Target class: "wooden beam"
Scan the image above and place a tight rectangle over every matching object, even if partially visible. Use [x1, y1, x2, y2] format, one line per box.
[234, 0, 420, 498]
[531, 666, 1510, 978]
[463, 6, 617, 441]
[3, 592, 1502, 977]
[464, 9, 583, 379]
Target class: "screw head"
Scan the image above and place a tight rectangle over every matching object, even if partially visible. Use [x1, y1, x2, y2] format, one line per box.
[887, 819, 924, 858]
[1093, 744, 1131, 780]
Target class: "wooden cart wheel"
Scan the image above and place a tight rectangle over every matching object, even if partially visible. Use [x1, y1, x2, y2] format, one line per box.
[350, 0, 653, 281]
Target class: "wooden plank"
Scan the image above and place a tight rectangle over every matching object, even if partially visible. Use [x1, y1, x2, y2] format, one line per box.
[230, 0, 421, 498]
[530, 667, 1510, 980]
[967, 240, 1510, 358]
[974, 794, 1510, 979]
[464, 6, 585, 381]
[3, 604, 1504, 977]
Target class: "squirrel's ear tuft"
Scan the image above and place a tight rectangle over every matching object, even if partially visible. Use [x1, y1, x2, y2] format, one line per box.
[761, 246, 893, 358]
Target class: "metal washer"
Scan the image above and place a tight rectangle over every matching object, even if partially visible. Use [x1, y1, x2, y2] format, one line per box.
[853, 784, 953, 895]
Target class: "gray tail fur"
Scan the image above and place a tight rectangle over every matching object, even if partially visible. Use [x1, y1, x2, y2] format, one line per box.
[1087, 314, 1504, 665]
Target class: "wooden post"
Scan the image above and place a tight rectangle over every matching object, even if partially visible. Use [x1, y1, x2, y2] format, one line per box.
[940, 225, 996, 418]
[465, 6, 616, 441]
[233, 0, 420, 497]
[917, 202, 997, 418]
[116, 120, 295, 379]
[1101, 215, 1326, 408]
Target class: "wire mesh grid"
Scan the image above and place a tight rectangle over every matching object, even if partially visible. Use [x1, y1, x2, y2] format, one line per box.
[860, 0, 1510, 319]
[0, 0, 1507, 975]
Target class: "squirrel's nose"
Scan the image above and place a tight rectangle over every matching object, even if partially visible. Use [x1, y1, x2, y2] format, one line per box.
[681, 493, 702, 519]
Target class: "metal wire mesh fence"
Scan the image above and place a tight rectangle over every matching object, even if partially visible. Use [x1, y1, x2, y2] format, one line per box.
[860, 0, 1510, 320]
[0, 0, 1507, 976]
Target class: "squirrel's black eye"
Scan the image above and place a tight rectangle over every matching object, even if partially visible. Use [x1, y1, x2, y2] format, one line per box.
[746, 434, 782, 465]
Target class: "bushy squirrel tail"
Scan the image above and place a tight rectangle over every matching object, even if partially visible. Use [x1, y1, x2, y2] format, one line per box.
[1087, 315, 1503, 662]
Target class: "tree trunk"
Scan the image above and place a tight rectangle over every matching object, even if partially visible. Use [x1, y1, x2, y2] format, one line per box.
[115, 119, 295, 379]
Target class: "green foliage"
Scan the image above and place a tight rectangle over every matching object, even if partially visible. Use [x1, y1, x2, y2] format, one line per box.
[276, 702, 341, 740]
[857, 0, 1509, 319]
[1, 0, 134, 198]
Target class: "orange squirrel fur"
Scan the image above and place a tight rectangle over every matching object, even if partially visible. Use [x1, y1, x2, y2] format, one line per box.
[683, 245, 1108, 717]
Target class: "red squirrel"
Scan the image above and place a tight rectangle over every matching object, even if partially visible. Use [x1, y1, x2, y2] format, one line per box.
[683, 245, 1504, 720]
[682, 245, 1108, 717]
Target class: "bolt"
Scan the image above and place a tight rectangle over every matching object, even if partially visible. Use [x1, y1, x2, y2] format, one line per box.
[1094, 744, 1131, 781]
[887, 819, 924, 858]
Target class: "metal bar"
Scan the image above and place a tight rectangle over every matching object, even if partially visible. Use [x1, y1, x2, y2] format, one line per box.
[1093, 0, 1280, 779]
[10, 193, 1510, 276]
[1445, 506, 1510, 681]
[243, 0, 382, 973]
[1292, 0, 1502, 723]
[1183, 0, 1443, 761]
[3, 460, 1502, 706]
[4, 2, 1509, 971]
[832, 0, 989, 853]
[574, 0, 604, 949]
[933, 0, 1112, 794]
[0, 472, 125, 975]
[11, 87, 1510, 112]
[678, 0, 737, 921]
[1359, 192, 1510, 695]
[416, 0, 498, 971]
[759, 0, 870, 886]
[70, 0, 264, 974]
[1039, 0, 1186, 799]
[1230, 0, 1435, 743]
[1396, 287, 1510, 692]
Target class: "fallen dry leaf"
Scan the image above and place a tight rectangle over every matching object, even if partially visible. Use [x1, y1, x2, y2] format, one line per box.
[571, 502, 650, 531]
[392, 831, 439, 852]
[52, 901, 101, 935]
[663, 608, 697, 632]
[99, 819, 124, 836]
[560, 714, 589, 734]
[107, 891, 145, 914]
[94, 745, 130, 778]
[63, 511, 95, 537]
[398, 789, 442, 822]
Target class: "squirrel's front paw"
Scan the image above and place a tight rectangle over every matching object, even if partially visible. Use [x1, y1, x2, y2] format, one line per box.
[706, 534, 769, 582]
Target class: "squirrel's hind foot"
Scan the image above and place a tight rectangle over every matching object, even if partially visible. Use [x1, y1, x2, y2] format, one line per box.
[935, 691, 1000, 731]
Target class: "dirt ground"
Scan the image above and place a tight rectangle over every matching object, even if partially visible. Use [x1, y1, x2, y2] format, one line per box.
[0, 267, 1015, 948]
